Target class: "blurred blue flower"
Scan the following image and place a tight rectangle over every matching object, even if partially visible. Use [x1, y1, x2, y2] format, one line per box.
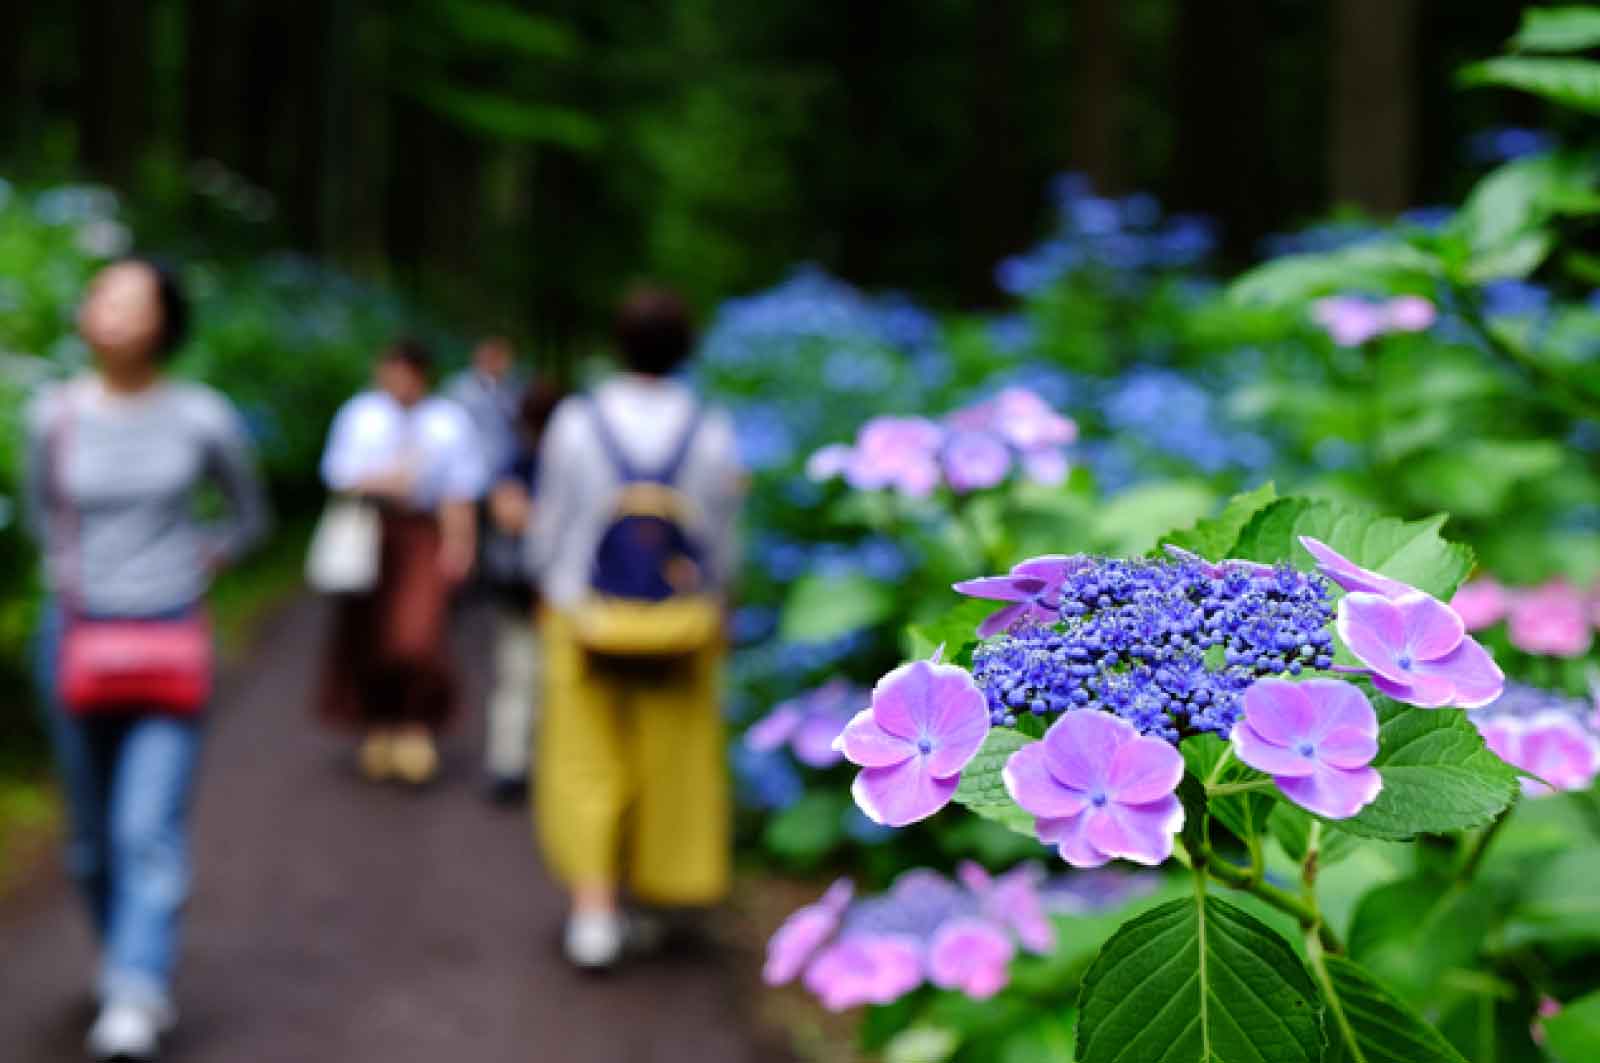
[733, 744, 804, 811]
[1399, 206, 1454, 232]
[842, 806, 896, 845]
[730, 606, 778, 645]
[1482, 280, 1551, 319]
[732, 403, 796, 470]
[1467, 126, 1557, 165]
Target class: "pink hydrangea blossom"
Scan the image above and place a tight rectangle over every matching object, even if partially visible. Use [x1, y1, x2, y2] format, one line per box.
[836, 659, 990, 827]
[954, 554, 1085, 638]
[1312, 296, 1385, 347]
[1338, 591, 1504, 708]
[845, 416, 944, 497]
[745, 680, 864, 769]
[1230, 678, 1381, 819]
[1299, 536, 1415, 599]
[1477, 713, 1600, 797]
[957, 861, 1056, 954]
[1507, 580, 1593, 658]
[1450, 578, 1509, 631]
[1384, 295, 1437, 333]
[927, 918, 1015, 999]
[763, 879, 853, 985]
[942, 430, 1013, 493]
[803, 934, 924, 1011]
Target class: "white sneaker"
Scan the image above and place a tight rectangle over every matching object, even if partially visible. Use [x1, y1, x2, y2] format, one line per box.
[564, 910, 624, 970]
[86, 999, 173, 1061]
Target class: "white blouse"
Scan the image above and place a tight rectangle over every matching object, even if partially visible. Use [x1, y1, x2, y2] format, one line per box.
[319, 391, 487, 508]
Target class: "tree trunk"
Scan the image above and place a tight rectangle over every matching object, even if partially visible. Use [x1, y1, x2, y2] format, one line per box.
[76, 0, 152, 183]
[1330, 0, 1418, 214]
[959, 0, 1028, 304]
[1067, 0, 1124, 195]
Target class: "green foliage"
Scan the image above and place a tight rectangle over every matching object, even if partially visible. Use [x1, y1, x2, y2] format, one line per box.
[952, 729, 1036, 837]
[1543, 991, 1600, 1061]
[1332, 699, 1520, 842]
[1346, 874, 1495, 1005]
[1076, 892, 1324, 1063]
[1502, 846, 1600, 948]
[1230, 500, 1474, 602]
[1227, 242, 1441, 307]
[1459, 57, 1600, 114]
[1509, 5, 1600, 53]
[904, 598, 998, 670]
[778, 571, 894, 644]
[1161, 482, 1279, 561]
[761, 789, 851, 867]
[1318, 955, 1469, 1063]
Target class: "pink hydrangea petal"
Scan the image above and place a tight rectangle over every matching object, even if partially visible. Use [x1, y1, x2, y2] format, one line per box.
[1036, 813, 1112, 868]
[1410, 635, 1505, 708]
[836, 708, 914, 768]
[1394, 592, 1467, 662]
[1104, 734, 1186, 803]
[1042, 710, 1130, 792]
[1274, 763, 1382, 820]
[806, 444, 854, 482]
[1337, 593, 1410, 679]
[804, 934, 924, 1011]
[1021, 446, 1070, 486]
[1475, 718, 1522, 766]
[764, 904, 840, 985]
[927, 918, 1016, 999]
[1317, 726, 1379, 770]
[1450, 579, 1508, 631]
[989, 869, 1056, 954]
[852, 758, 959, 827]
[1299, 678, 1379, 740]
[1240, 679, 1318, 746]
[1231, 720, 1317, 778]
[1003, 742, 1091, 818]
[867, 661, 932, 741]
[1520, 716, 1599, 793]
[1082, 795, 1183, 866]
[793, 713, 848, 768]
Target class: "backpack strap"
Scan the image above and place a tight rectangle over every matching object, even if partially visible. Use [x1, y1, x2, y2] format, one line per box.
[587, 395, 704, 485]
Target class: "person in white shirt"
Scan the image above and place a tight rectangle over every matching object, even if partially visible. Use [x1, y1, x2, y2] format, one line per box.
[527, 287, 745, 969]
[315, 339, 486, 785]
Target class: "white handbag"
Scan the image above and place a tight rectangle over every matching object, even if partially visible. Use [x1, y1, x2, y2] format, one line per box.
[305, 498, 381, 593]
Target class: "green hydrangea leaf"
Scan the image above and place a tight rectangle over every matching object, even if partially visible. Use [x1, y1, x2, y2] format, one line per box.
[1502, 846, 1600, 947]
[952, 728, 1036, 837]
[780, 571, 894, 644]
[1076, 892, 1324, 1063]
[1319, 955, 1468, 1063]
[904, 598, 999, 670]
[1542, 990, 1600, 1062]
[1345, 873, 1496, 1006]
[1331, 700, 1520, 842]
[1231, 498, 1474, 601]
[1160, 482, 1279, 561]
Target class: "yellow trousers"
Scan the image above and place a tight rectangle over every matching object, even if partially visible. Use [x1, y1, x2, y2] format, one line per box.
[535, 611, 731, 906]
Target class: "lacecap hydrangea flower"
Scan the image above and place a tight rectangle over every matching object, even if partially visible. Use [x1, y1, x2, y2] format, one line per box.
[1473, 682, 1600, 797]
[764, 864, 1065, 1009]
[744, 679, 865, 769]
[806, 387, 1076, 497]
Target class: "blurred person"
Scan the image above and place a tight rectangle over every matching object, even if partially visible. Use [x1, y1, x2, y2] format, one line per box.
[23, 258, 270, 1061]
[445, 335, 523, 481]
[528, 286, 745, 970]
[316, 339, 485, 787]
[480, 380, 562, 804]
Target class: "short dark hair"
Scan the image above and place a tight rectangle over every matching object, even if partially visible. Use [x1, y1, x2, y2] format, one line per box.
[120, 256, 190, 360]
[614, 286, 693, 375]
[380, 336, 434, 378]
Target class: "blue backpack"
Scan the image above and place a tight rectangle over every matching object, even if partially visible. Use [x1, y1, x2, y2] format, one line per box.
[572, 398, 722, 658]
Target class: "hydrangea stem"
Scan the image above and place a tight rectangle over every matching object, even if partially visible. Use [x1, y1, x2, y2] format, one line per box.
[1183, 833, 1343, 954]
[1456, 808, 1510, 884]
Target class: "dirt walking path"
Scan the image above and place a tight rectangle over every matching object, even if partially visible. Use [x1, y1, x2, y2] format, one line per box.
[0, 596, 786, 1063]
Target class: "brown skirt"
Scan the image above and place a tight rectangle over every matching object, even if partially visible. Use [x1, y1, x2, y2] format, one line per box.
[316, 510, 460, 732]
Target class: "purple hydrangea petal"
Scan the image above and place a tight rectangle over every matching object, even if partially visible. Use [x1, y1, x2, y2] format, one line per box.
[836, 708, 914, 768]
[1337, 593, 1411, 680]
[1274, 762, 1382, 819]
[803, 934, 924, 1011]
[793, 712, 848, 768]
[1036, 814, 1112, 868]
[1410, 634, 1505, 708]
[764, 904, 841, 985]
[1011, 554, 1083, 586]
[1520, 714, 1600, 794]
[1042, 710, 1128, 792]
[1370, 671, 1457, 709]
[865, 661, 932, 742]
[944, 430, 1013, 493]
[927, 918, 1015, 999]
[746, 705, 802, 753]
[1301, 677, 1379, 739]
[919, 668, 992, 777]
[1300, 536, 1416, 598]
[976, 601, 1031, 639]
[988, 867, 1056, 954]
[1232, 720, 1318, 778]
[1239, 680, 1319, 746]
[952, 574, 1047, 603]
[1317, 726, 1380, 770]
[1003, 742, 1092, 818]
[1393, 592, 1467, 662]
[1021, 446, 1070, 486]
[1082, 796, 1183, 866]
[1477, 718, 1520, 766]
[852, 758, 960, 827]
[1105, 735, 1186, 804]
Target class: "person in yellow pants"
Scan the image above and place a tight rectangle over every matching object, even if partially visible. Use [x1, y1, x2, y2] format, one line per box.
[536, 612, 730, 908]
[525, 287, 745, 968]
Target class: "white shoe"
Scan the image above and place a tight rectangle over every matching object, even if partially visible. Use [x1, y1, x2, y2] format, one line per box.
[86, 998, 171, 1061]
[564, 911, 624, 970]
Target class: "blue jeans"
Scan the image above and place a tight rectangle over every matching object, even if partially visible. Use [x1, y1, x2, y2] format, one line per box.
[36, 605, 205, 1008]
